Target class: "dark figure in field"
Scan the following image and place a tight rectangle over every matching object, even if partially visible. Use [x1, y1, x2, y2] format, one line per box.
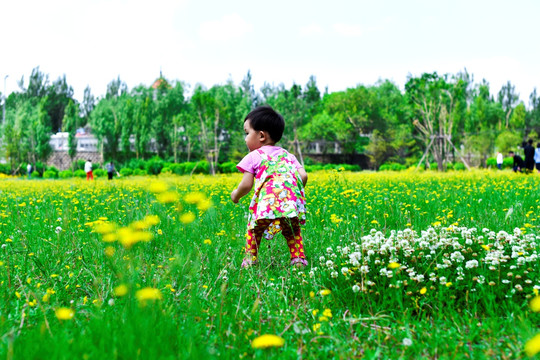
[509, 151, 524, 172]
[106, 162, 115, 180]
[524, 139, 535, 171]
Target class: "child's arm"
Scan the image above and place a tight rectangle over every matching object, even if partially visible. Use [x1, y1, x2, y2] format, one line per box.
[231, 172, 255, 203]
[298, 168, 308, 186]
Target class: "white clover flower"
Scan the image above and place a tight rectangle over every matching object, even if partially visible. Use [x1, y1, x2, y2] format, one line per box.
[465, 260, 478, 269]
[402, 338, 413, 346]
[341, 267, 349, 276]
[360, 265, 369, 274]
[55, 226, 62, 234]
[331, 271, 338, 278]
[326, 260, 334, 268]
[501, 279, 510, 284]
[326, 247, 334, 254]
[352, 285, 360, 293]
[309, 270, 315, 278]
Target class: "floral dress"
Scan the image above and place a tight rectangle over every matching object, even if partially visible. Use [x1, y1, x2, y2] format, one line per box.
[247, 149, 306, 231]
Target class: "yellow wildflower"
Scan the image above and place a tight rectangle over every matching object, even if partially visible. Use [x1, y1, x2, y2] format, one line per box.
[251, 334, 285, 349]
[204, 239, 212, 245]
[388, 262, 400, 269]
[322, 308, 332, 318]
[481, 244, 490, 251]
[114, 284, 129, 297]
[157, 191, 180, 204]
[55, 307, 75, 320]
[320, 289, 331, 296]
[180, 212, 196, 224]
[530, 296, 540, 312]
[420, 287, 427, 295]
[149, 181, 168, 193]
[135, 287, 163, 302]
[525, 333, 540, 357]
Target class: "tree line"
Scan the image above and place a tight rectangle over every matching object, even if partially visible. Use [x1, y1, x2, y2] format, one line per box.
[2, 67, 540, 174]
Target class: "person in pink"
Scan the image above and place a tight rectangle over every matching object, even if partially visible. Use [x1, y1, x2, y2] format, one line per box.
[231, 106, 308, 268]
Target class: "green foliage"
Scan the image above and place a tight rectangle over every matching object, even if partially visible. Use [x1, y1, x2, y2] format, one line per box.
[496, 130, 522, 154]
[218, 161, 237, 174]
[94, 169, 106, 177]
[133, 168, 148, 176]
[379, 162, 406, 171]
[486, 157, 497, 168]
[59, 170, 73, 179]
[119, 168, 133, 177]
[145, 156, 164, 175]
[503, 157, 513, 169]
[74, 169, 86, 178]
[42, 170, 57, 179]
[454, 162, 466, 171]
[0, 163, 11, 175]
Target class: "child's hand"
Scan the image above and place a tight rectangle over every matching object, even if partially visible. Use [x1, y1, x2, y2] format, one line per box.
[231, 189, 239, 203]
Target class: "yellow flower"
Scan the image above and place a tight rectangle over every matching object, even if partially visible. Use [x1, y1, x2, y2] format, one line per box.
[251, 334, 285, 349]
[312, 323, 321, 332]
[149, 181, 169, 193]
[94, 222, 116, 234]
[420, 287, 427, 295]
[530, 296, 540, 312]
[184, 192, 205, 204]
[114, 284, 129, 297]
[197, 199, 213, 211]
[319, 289, 331, 296]
[481, 244, 490, 251]
[55, 307, 75, 320]
[446, 282, 452, 287]
[180, 212, 196, 224]
[135, 287, 163, 302]
[312, 309, 319, 316]
[309, 291, 315, 298]
[203, 239, 212, 245]
[102, 233, 117, 243]
[319, 316, 329, 322]
[157, 191, 180, 204]
[104, 246, 115, 257]
[525, 333, 540, 357]
[322, 308, 332, 318]
[388, 262, 400, 269]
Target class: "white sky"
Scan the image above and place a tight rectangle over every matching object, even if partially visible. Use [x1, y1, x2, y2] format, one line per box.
[1, 0, 539, 105]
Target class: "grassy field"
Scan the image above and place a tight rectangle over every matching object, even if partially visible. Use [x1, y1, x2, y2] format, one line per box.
[1, 170, 540, 359]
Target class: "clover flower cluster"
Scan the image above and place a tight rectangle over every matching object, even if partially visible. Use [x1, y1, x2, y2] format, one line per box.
[317, 226, 540, 295]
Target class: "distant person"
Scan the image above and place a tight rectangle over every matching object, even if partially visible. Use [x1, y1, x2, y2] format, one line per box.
[106, 162, 115, 180]
[535, 143, 540, 174]
[496, 151, 503, 170]
[85, 159, 94, 181]
[27, 163, 33, 179]
[524, 139, 535, 172]
[509, 151, 524, 173]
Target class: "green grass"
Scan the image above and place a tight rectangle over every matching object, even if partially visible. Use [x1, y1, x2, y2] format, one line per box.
[1, 170, 540, 359]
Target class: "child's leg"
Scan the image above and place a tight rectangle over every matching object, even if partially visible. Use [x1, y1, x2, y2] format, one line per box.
[244, 219, 273, 265]
[281, 217, 307, 266]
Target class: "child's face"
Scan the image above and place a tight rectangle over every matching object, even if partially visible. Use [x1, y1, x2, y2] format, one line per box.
[244, 120, 261, 151]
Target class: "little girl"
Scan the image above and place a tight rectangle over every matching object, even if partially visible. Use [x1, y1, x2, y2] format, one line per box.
[231, 106, 308, 268]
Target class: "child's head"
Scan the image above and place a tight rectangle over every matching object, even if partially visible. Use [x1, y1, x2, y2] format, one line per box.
[244, 106, 285, 145]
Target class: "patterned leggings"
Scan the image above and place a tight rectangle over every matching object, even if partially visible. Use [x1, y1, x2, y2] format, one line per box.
[245, 217, 306, 265]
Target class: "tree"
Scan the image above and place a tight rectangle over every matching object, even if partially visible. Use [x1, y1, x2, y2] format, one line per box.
[498, 81, 519, 129]
[81, 86, 95, 126]
[63, 99, 80, 161]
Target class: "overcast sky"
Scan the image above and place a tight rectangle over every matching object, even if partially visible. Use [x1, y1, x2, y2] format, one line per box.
[1, 0, 539, 104]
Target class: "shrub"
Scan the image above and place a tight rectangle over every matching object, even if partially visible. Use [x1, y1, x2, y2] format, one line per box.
[446, 162, 454, 171]
[133, 168, 148, 176]
[379, 162, 405, 171]
[503, 157, 513, 169]
[146, 156, 164, 175]
[74, 169, 86, 178]
[429, 162, 438, 170]
[169, 163, 185, 175]
[127, 158, 147, 170]
[94, 169, 106, 177]
[59, 170, 73, 179]
[305, 165, 323, 172]
[76, 159, 86, 171]
[193, 161, 209, 174]
[486, 157, 497, 168]
[43, 170, 57, 179]
[161, 167, 172, 174]
[0, 163, 10, 175]
[120, 168, 133, 177]
[219, 161, 237, 174]
[47, 166, 60, 175]
[454, 162, 466, 171]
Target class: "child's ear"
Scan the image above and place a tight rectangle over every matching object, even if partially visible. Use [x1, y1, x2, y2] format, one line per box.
[258, 131, 266, 142]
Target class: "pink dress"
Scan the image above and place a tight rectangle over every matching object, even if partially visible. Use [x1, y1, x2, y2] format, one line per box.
[237, 146, 306, 231]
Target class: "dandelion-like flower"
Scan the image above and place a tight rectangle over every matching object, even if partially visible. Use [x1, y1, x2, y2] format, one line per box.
[251, 334, 285, 349]
[55, 307, 75, 320]
[135, 287, 163, 303]
[525, 333, 540, 357]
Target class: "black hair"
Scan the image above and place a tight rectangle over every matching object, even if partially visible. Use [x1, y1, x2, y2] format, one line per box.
[529, 139, 534, 145]
[509, 151, 515, 155]
[244, 106, 285, 143]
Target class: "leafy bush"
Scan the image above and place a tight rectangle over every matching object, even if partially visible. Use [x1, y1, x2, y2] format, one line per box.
[305, 165, 324, 172]
[219, 161, 237, 174]
[454, 162, 466, 171]
[446, 162, 454, 171]
[94, 169, 106, 177]
[379, 162, 405, 171]
[76, 159, 86, 171]
[503, 157, 513, 169]
[486, 157, 497, 168]
[0, 163, 10, 175]
[429, 162, 438, 170]
[193, 161, 209, 174]
[146, 156, 164, 175]
[133, 168, 148, 176]
[161, 167, 172, 174]
[127, 158, 147, 170]
[120, 168, 133, 177]
[169, 163, 185, 175]
[74, 169, 86, 178]
[46, 166, 60, 175]
[59, 170, 73, 179]
[43, 170, 57, 179]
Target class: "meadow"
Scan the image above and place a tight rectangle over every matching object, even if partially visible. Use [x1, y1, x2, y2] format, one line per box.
[1, 170, 540, 359]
